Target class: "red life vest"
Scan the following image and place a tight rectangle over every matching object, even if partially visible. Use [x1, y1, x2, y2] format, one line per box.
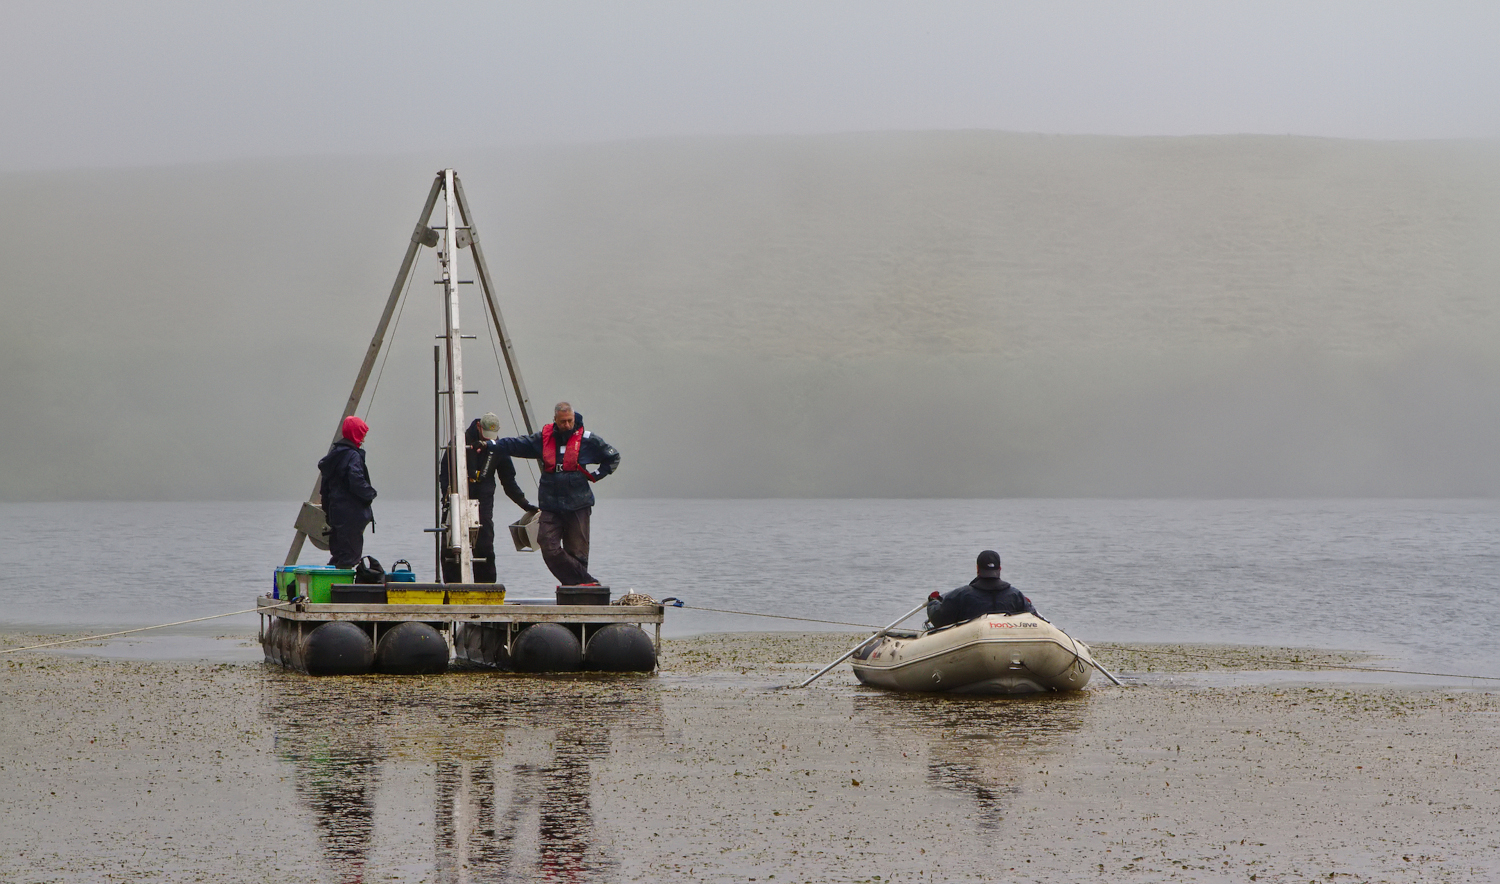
[541, 424, 597, 482]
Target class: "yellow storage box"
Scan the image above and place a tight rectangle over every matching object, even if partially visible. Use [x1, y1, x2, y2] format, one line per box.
[386, 588, 447, 604]
[447, 589, 507, 605]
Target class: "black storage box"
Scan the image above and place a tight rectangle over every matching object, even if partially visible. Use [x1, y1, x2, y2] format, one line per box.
[330, 584, 388, 604]
[556, 585, 609, 606]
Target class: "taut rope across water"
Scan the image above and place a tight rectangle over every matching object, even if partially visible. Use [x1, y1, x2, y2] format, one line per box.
[0, 603, 293, 655]
[3, 600, 1496, 683]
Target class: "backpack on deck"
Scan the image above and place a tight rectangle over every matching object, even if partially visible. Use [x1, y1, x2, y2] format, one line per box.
[354, 555, 385, 584]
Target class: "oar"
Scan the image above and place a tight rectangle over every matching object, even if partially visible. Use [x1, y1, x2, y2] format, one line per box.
[1071, 638, 1124, 685]
[1088, 657, 1124, 685]
[797, 602, 929, 688]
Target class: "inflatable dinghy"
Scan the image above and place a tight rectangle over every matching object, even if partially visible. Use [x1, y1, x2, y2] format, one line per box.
[850, 613, 1098, 693]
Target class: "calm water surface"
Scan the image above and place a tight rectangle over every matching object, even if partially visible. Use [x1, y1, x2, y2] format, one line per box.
[3, 499, 1498, 882]
[1, 498, 1497, 678]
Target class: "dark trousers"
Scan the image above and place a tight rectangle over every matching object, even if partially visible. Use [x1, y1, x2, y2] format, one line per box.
[473, 492, 497, 582]
[538, 507, 594, 586]
[326, 519, 368, 569]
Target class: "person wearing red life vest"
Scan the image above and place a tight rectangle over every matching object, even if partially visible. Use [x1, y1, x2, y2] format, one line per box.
[487, 402, 620, 586]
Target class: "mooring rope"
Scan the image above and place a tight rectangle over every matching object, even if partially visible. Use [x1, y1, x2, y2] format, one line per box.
[483, 304, 538, 486]
[1087, 643, 1500, 683]
[0, 603, 293, 656]
[363, 245, 421, 423]
[667, 603, 889, 630]
[7, 601, 1493, 683]
[659, 605, 1500, 682]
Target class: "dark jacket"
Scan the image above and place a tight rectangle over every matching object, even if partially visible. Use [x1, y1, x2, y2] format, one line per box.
[318, 439, 376, 527]
[927, 577, 1038, 628]
[440, 419, 533, 511]
[491, 426, 619, 512]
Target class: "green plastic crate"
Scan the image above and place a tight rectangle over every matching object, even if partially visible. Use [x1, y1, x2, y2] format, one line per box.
[273, 566, 356, 603]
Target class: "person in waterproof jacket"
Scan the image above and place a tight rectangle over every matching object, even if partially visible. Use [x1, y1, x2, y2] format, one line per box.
[318, 416, 377, 568]
[440, 412, 537, 583]
[926, 550, 1039, 628]
[488, 402, 620, 586]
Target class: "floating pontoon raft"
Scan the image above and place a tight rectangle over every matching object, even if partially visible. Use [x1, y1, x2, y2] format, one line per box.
[257, 595, 663, 676]
[263, 169, 664, 676]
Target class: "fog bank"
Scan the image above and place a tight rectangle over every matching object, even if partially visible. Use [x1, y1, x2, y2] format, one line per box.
[3, 132, 1499, 500]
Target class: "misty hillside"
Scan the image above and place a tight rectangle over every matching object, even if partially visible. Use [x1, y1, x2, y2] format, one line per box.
[515, 134, 1500, 362]
[3, 132, 1500, 500]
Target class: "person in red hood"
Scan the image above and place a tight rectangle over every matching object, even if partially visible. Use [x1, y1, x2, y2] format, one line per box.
[318, 416, 378, 568]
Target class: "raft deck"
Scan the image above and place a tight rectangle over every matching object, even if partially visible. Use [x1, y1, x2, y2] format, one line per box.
[257, 595, 667, 653]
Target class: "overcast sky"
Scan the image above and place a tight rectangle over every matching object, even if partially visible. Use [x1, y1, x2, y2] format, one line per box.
[3, 1, 1499, 171]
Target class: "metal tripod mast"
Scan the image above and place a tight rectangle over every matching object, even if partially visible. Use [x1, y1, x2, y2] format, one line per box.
[284, 170, 535, 577]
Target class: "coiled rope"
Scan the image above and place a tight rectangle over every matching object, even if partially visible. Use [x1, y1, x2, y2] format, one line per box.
[0, 603, 292, 656]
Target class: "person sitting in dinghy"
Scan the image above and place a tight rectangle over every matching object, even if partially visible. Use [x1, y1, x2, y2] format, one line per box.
[926, 550, 1039, 629]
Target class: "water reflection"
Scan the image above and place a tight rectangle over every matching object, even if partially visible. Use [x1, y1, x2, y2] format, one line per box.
[262, 672, 664, 883]
[293, 735, 381, 879]
[852, 692, 1088, 827]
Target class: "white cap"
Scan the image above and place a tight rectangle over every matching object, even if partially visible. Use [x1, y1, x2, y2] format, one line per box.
[479, 413, 501, 440]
